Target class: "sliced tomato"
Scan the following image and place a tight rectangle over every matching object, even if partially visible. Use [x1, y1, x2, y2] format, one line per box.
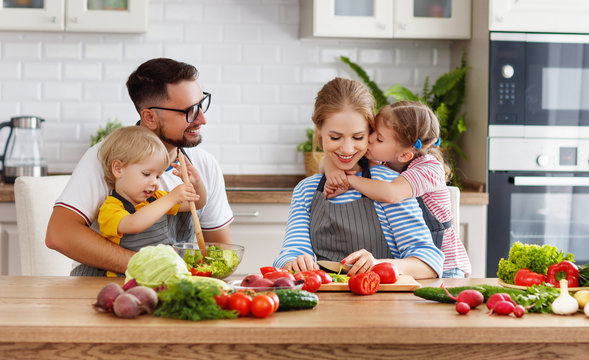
[371, 262, 399, 284]
[313, 269, 332, 284]
[348, 271, 380, 295]
[260, 266, 281, 275]
[263, 270, 295, 281]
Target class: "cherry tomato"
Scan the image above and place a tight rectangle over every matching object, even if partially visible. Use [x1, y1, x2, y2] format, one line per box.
[264, 271, 296, 281]
[251, 294, 275, 318]
[260, 266, 281, 275]
[266, 292, 280, 313]
[302, 273, 322, 292]
[214, 289, 229, 309]
[228, 292, 252, 317]
[348, 271, 380, 295]
[190, 267, 212, 277]
[313, 269, 332, 284]
[371, 262, 399, 284]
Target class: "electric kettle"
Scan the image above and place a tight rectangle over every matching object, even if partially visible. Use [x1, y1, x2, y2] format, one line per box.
[0, 116, 48, 183]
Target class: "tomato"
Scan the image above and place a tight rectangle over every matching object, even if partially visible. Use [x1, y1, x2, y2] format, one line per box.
[190, 267, 211, 277]
[266, 292, 280, 313]
[348, 271, 380, 295]
[228, 292, 252, 316]
[302, 273, 322, 293]
[260, 266, 281, 275]
[251, 294, 275, 318]
[214, 289, 229, 309]
[313, 270, 332, 284]
[264, 271, 295, 281]
[371, 262, 399, 284]
[293, 272, 305, 281]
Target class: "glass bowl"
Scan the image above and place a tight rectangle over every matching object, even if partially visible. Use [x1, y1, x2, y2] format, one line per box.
[228, 279, 303, 292]
[173, 242, 244, 280]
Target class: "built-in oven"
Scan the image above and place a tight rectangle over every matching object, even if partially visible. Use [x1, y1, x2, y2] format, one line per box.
[487, 31, 589, 276]
[487, 138, 589, 276]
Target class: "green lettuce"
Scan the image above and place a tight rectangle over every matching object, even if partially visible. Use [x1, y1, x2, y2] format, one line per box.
[184, 245, 240, 278]
[125, 244, 191, 287]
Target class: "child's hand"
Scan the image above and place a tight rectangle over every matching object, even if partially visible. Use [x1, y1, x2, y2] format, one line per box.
[171, 153, 201, 185]
[169, 183, 199, 204]
[324, 183, 349, 199]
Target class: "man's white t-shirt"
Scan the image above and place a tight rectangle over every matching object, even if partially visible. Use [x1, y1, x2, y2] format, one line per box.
[55, 142, 234, 268]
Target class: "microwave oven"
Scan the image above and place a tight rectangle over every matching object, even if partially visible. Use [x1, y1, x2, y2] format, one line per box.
[489, 32, 589, 138]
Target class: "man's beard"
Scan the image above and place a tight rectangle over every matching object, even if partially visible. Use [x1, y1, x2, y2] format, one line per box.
[157, 126, 202, 148]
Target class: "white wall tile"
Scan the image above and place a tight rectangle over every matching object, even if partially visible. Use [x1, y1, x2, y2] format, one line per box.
[44, 43, 82, 60]
[62, 102, 101, 123]
[21, 102, 60, 121]
[165, 4, 204, 22]
[4, 42, 41, 60]
[2, 81, 40, 100]
[85, 43, 123, 60]
[64, 62, 101, 80]
[0, 61, 20, 79]
[84, 83, 123, 101]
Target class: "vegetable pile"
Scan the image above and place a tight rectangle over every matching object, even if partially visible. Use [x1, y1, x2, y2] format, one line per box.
[93, 282, 159, 319]
[183, 244, 240, 279]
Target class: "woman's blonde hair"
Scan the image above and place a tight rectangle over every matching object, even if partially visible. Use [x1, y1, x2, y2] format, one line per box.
[98, 126, 170, 189]
[378, 101, 451, 182]
[311, 77, 376, 150]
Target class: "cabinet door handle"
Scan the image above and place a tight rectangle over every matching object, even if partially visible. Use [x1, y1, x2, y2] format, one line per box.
[514, 176, 589, 187]
[233, 211, 260, 217]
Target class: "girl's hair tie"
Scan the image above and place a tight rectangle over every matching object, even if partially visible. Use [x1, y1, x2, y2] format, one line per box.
[414, 139, 422, 150]
[434, 137, 441, 147]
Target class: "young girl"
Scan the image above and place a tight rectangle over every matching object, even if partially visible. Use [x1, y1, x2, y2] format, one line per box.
[324, 101, 471, 278]
[75, 126, 205, 277]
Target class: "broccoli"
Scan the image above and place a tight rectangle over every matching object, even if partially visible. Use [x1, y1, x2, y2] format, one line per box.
[497, 242, 574, 284]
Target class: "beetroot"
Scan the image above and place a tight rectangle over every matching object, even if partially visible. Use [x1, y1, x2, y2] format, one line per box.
[273, 277, 295, 288]
[123, 278, 138, 291]
[93, 283, 124, 313]
[113, 293, 145, 319]
[240, 274, 262, 287]
[250, 278, 275, 288]
[125, 286, 158, 313]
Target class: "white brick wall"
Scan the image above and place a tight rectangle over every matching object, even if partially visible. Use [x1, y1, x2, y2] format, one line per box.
[0, 0, 452, 175]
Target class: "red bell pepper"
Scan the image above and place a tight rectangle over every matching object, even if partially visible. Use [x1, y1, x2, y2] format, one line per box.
[513, 268, 546, 287]
[547, 260, 579, 288]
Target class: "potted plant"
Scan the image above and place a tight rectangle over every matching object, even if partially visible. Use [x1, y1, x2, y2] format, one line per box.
[90, 118, 122, 146]
[297, 127, 324, 177]
[340, 50, 469, 187]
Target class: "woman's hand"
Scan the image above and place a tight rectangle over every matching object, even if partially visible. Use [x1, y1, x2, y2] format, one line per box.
[284, 254, 319, 273]
[343, 249, 376, 276]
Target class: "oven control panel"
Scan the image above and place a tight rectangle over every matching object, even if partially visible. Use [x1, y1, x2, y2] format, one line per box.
[489, 138, 589, 172]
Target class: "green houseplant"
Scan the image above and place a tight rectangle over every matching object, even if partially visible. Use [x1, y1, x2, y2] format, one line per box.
[340, 50, 469, 187]
[90, 118, 123, 146]
[297, 127, 324, 177]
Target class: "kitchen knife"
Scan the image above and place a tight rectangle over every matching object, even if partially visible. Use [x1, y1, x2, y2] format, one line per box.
[316, 260, 351, 273]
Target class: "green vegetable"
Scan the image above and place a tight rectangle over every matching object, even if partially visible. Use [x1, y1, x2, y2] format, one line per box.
[125, 244, 191, 288]
[183, 245, 240, 278]
[511, 284, 561, 314]
[413, 286, 487, 304]
[154, 279, 238, 321]
[274, 289, 319, 311]
[329, 273, 349, 283]
[496, 242, 574, 284]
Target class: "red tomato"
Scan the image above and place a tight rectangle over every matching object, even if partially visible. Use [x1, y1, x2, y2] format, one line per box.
[348, 271, 380, 295]
[302, 273, 322, 292]
[228, 292, 252, 317]
[214, 289, 229, 309]
[264, 271, 295, 281]
[313, 270, 332, 284]
[293, 272, 305, 281]
[251, 294, 275, 318]
[371, 263, 399, 284]
[260, 266, 281, 275]
[266, 292, 280, 313]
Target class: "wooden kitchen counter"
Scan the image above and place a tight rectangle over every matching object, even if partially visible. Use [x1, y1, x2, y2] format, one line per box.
[0, 276, 587, 359]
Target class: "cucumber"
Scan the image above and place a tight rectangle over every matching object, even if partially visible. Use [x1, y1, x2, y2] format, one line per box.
[413, 286, 487, 303]
[476, 285, 526, 301]
[274, 289, 319, 311]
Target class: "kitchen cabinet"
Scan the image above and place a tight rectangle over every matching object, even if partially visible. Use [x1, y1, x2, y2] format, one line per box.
[299, 0, 471, 40]
[229, 203, 289, 275]
[0, 0, 147, 33]
[489, 0, 589, 34]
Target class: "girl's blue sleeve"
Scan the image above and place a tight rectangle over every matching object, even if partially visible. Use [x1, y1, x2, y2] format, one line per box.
[273, 179, 317, 268]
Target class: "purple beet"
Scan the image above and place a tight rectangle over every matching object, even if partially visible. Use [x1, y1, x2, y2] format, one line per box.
[93, 283, 124, 313]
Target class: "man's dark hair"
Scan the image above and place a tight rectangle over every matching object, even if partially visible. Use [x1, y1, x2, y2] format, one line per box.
[126, 58, 198, 113]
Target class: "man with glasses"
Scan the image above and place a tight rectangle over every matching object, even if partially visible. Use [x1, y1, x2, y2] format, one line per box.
[46, 58, 234, 276]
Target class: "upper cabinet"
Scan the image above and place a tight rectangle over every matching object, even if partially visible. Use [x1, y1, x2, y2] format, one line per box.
[300, 0, 471, 40]
[0, 0, 148, 33]
[490, 0, 589, 34]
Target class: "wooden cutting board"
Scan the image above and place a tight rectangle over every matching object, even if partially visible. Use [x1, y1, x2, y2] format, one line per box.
[318, 274, 421, 292]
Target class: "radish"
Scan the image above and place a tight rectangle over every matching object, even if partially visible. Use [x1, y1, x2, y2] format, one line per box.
[486, 293, 515, 311]
[489, 300, 515, 316]
[513, 304, 525, 318]
[442, 285, 484, 309]
[456, 302, 470, 315]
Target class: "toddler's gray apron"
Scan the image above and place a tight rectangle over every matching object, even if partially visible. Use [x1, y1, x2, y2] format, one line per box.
[70, 191, 171, 277]
[309, 158, 392, 263]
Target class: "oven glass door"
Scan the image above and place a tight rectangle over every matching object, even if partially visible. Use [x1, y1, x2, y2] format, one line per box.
[487, 171, 589, 277]
[526, 40, 589, 126]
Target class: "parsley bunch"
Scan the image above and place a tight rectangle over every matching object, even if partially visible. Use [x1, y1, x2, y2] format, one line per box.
[497, 242, 574, 284]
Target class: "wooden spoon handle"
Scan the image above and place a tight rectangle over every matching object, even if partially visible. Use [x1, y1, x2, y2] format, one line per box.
[177, 150, 206, 254]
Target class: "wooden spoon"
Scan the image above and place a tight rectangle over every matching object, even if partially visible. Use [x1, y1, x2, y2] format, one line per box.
[177, 149, 206, 256]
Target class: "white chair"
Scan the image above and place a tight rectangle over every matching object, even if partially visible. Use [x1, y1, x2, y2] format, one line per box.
[447, 186, 460, 241]
[14, 175, 73, 276]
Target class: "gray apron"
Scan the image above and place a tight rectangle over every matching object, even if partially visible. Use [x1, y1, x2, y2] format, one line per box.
[309, 158, 392, 263]
[416, 197, 451, 250]
[70, 191, 172, 277]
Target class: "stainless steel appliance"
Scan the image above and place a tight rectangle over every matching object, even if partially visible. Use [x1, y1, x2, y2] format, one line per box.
[0, 116, 47, 183]
[487, 32, 589, 276]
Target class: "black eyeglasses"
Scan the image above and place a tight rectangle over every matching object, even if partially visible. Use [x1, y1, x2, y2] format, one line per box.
[148, 92, 211, 124]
